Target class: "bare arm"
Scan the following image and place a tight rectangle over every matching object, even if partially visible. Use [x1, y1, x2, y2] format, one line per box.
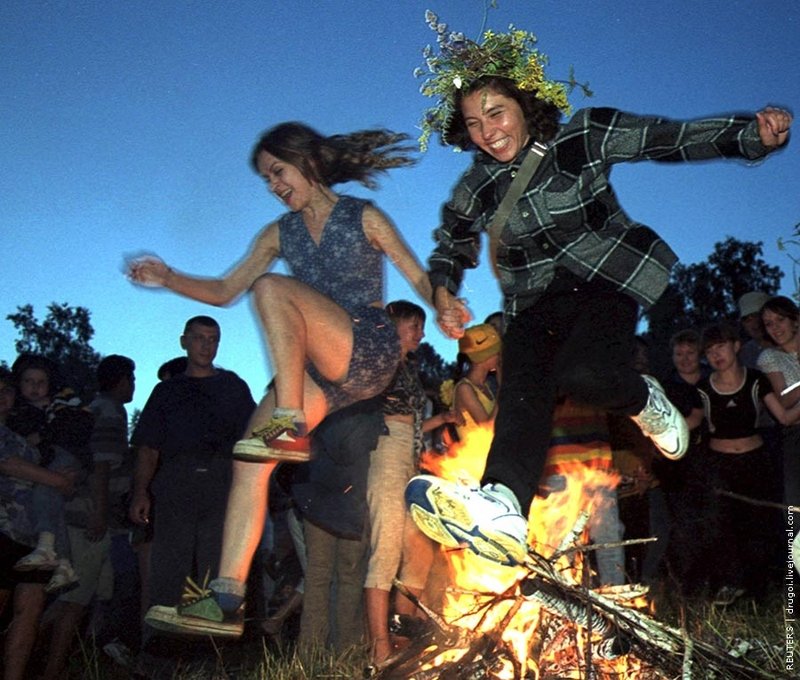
[764, 370, 800, 410]
[0, 457, 75, 495]
[455, 381, 496, 425]
[128, 445, 159, 525]
[763, 391, 800, 427]
[422, 410, 462, 434]
[362, 205, 434, 310]
[685, 406, 704, 431]
[86, 461, 110, 542]
[126, 222, 281, 306]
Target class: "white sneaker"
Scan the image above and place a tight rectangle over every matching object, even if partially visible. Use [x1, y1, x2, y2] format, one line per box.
[103, 640, 133, 668]
[405, 475, 529, 567]
[14, 547, 58, 571]
[792, 533, 800, 575]
[631, 375, 688, 460]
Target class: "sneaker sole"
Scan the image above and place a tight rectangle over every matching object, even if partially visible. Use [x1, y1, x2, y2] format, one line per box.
[232, 443, 310, 463]
[45, 578, 79, 594]
[406, 477, 528, 567]
[651, 423, 688, 460]
[14, 560, 58, 571]
[640, 375, 689, 460]
[145, 606, 243, 638]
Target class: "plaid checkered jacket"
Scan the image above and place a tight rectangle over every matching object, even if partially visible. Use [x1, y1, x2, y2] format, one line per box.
[428, 107, 771, 319]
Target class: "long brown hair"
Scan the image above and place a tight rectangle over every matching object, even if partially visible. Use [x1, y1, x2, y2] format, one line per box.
[250, 122, 416, 188]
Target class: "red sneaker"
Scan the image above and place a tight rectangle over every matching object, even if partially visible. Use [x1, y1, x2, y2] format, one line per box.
[233, 414, 310, 463]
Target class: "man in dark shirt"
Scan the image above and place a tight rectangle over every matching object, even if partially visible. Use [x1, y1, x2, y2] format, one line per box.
[129, 316, 255, 644]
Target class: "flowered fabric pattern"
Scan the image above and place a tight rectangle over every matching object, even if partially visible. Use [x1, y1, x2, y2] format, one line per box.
[382, 357, 428, 459]
[278, 195, 383, 316]
[757, 347, 800, 389]
[0, 424, 41, 546]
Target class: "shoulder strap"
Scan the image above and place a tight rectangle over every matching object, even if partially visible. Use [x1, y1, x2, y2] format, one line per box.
[488, 141, 547, 276]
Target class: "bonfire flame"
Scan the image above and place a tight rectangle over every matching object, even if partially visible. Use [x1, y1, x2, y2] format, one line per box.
[371, 423, 776, 679]
[401, 424, 649, 678]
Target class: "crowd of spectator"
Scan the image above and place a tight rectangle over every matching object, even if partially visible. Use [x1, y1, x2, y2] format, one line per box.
[2, 290, 799, 678]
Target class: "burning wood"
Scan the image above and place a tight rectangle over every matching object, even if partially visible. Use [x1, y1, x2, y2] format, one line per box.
[386, 430, 787, 679]
[368, 523, 786, 679]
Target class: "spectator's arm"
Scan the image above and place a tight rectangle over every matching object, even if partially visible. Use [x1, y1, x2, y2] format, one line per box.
[128, 445, 158, 525]
[86, 460, 110, 541]
[0, 457, 75, 495]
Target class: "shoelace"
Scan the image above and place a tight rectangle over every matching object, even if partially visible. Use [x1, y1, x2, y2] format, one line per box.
[639, 392, 671, 435]
[180, 572, 213, 606]
[251, 414, 298, 442]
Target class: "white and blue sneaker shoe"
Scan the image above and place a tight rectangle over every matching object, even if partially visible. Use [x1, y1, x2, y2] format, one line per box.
[405, 475, 529, 567]
[631, 375, 688, 461]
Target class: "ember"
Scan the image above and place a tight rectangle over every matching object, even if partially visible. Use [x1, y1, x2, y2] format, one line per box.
[370, 424, 779, 679]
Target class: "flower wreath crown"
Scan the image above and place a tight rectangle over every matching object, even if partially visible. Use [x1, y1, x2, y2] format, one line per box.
[414, 10, 590, 151]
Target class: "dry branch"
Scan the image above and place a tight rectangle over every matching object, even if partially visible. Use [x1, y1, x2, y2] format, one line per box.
[372, 512, 788, 679]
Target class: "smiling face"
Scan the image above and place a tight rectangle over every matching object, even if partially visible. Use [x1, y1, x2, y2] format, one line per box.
[255, 150, 317, 212]
[672, 342, 701, 377]
[395, 315, 425, 356]
[762, 309, 798, 349]
[460, 87, 530, 163]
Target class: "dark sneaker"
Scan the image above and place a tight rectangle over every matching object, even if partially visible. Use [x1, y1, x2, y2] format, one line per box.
[631, 375, 688, 460]
[389, 613, 432, 639]
[233, 414, 310, 463]
[144, 577, 244, 638]
[405, 475, 529, 567]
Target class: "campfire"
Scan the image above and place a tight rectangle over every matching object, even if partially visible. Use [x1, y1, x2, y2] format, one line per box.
[372, 423, 779, 679]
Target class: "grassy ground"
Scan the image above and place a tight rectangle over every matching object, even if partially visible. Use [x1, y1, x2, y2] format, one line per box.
[48, 583, 791, 680]
[62, 635, 369, 680]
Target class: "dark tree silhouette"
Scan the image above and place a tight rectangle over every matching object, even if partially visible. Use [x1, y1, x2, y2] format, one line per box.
[777, 221, 800, 300]
[414, 341, 457, 398]
[6, 302, 102, 399]
[643, 237, 782, 377]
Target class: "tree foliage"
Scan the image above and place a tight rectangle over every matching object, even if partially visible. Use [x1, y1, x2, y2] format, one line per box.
[415, 341, 457, 401]
[643, 237, 782, 377]
[6, 302, 102, 398]
[777, 221, 800, 300]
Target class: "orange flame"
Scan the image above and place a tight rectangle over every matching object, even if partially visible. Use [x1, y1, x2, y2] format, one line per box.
[416, 421, 651, 678]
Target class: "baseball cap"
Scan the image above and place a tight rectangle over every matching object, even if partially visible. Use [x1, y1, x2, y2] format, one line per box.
[458, 323, 501, 363]
[737, 291, 770, 318]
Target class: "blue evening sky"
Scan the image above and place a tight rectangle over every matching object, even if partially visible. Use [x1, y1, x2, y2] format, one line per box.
[1, 0, 798, 414]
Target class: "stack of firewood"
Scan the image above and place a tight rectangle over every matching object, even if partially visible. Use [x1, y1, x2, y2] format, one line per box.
[367, 512, 787, 680]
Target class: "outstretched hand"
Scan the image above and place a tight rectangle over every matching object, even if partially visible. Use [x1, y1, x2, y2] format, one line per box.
[434, 287, 472, 339]
[756, 106, 792, 149]
[125, 254, 172, 288]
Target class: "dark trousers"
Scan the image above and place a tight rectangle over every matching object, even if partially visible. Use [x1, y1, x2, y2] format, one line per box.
[149, 471, 229, 609]
[712, 447, 778, 592]
[483, 285, 648, 514]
